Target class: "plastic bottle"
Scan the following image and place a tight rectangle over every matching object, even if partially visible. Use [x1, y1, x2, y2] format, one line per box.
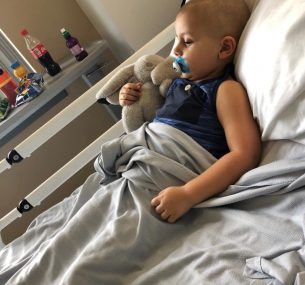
[10, 61, 28, 80]
[60, 28, 88, 61]
[0, 69, 18, 106]
[20, 29, 61, 76]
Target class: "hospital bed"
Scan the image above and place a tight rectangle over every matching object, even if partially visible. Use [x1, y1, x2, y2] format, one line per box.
[1, 0, 305, 284]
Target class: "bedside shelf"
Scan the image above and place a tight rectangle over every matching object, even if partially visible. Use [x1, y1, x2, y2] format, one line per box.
[0, 40, 111, 146]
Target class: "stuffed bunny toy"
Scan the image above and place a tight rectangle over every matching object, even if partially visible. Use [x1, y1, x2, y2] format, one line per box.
[96, 54, 180, 133]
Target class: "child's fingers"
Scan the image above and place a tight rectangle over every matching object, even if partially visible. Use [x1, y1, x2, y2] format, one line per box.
[124, 82, 142, 91]
[136, 82, 143, 89]
[119, 83, 142, 106]
[160, 211, 170, 220]
[151, 196, 160, 207]
[167, 215, 177, 223]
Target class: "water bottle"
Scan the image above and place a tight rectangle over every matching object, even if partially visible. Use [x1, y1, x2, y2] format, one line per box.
[0, 68, 18, 106]
[60, 28, 88, 61]
[20, 29, 61, 76]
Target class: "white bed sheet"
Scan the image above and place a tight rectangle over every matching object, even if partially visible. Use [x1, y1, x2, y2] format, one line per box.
[1, 123, 305, 284]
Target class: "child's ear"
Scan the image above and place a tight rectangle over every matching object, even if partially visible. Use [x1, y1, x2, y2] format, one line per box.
[218, 36, 236, 59]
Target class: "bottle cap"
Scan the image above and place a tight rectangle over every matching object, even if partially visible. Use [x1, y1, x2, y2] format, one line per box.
[10, 61, 21, 69]
[60, 28, 71, 39]
[20, 29, 29, 37]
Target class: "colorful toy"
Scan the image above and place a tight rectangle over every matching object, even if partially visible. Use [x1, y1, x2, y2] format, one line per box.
[15, 73, 44, 107]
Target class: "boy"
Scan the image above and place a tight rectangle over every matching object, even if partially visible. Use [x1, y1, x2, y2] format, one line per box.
[119, 0, 261, 223]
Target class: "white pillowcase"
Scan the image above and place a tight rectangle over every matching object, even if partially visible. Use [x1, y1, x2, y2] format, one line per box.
[235, 0, 305, 144]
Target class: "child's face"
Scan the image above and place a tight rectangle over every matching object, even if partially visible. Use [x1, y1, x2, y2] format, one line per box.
[172, 10, 223, 82]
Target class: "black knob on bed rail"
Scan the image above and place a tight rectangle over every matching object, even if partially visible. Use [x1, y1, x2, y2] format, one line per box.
[17, 199, 33, 214]
[6, 149, 23, 165]
[97, 98, 110, 105]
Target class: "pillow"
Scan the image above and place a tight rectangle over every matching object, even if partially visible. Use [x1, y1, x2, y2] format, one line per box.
[235, 0, 305, 144]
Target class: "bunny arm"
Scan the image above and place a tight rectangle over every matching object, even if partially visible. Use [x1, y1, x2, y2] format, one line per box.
[122, 103, 145, 133]
[106, 91, 121, 105]
[95, 64, 135, 103]
[159, 79, 173, 97]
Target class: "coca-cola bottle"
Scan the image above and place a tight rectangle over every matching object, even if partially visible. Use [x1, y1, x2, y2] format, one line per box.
[60, 28, 88, 61]
[20, 29, 61, 76]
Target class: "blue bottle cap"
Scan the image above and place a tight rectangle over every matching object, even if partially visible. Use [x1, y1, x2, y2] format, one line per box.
[10, 61, 20, 70]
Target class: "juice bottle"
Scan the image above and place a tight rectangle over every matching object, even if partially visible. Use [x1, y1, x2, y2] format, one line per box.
[0, 69, 18, 106]
[60, 28, 88, 61]
[10, 61, 28, 80]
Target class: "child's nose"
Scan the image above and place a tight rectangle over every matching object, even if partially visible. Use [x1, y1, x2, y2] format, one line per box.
[172, 39, 182, 57]
[173, 46, 182, 57]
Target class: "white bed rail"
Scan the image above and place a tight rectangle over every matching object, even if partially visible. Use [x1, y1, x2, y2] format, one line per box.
[0, 121, 124, 248]
[0, 22, 175, 246]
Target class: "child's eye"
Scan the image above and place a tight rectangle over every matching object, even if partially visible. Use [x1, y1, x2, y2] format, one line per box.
[184, 40, 193, 46]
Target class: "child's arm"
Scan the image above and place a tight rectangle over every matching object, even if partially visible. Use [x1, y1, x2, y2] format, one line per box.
[151, 80, 261, 223]
[119, 82, 142, 106]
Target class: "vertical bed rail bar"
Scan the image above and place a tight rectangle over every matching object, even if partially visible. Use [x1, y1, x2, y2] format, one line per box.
[0, 22, 175, 175]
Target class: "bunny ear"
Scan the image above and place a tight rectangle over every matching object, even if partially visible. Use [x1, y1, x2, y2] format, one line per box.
[96, 64, 135, 99]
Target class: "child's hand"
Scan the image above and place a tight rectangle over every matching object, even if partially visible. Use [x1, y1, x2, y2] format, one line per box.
[151, 186, 194, 223]
[119, 82, 142, 106]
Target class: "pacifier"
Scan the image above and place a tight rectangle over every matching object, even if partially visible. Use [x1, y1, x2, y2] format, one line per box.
[173, 57, 190, 73]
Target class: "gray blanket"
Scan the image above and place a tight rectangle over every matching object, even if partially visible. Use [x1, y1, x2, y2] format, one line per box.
[1, 122, 305, 285]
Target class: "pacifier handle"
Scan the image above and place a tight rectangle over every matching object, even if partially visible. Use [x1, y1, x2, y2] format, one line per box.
[173, 61, 182, 73]
[172, 57, 190, 73]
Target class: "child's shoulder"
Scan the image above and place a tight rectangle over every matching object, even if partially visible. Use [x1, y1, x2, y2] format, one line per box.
[216, 78, 249, 109]
[218, 78, 246, 96]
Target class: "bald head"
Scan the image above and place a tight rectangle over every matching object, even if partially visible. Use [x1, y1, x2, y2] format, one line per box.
[178, 0, 250, 41]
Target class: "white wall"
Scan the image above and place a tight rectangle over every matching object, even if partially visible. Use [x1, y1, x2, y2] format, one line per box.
[76, 0, 181, 61]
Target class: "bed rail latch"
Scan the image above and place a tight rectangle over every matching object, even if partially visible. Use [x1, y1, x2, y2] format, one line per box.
[17, 199, 33, 214]
[6, 149, 23, 165]
[97, 98, 110, 105]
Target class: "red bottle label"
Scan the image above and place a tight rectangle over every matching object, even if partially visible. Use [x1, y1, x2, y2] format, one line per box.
[30, 43, 48, 59]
